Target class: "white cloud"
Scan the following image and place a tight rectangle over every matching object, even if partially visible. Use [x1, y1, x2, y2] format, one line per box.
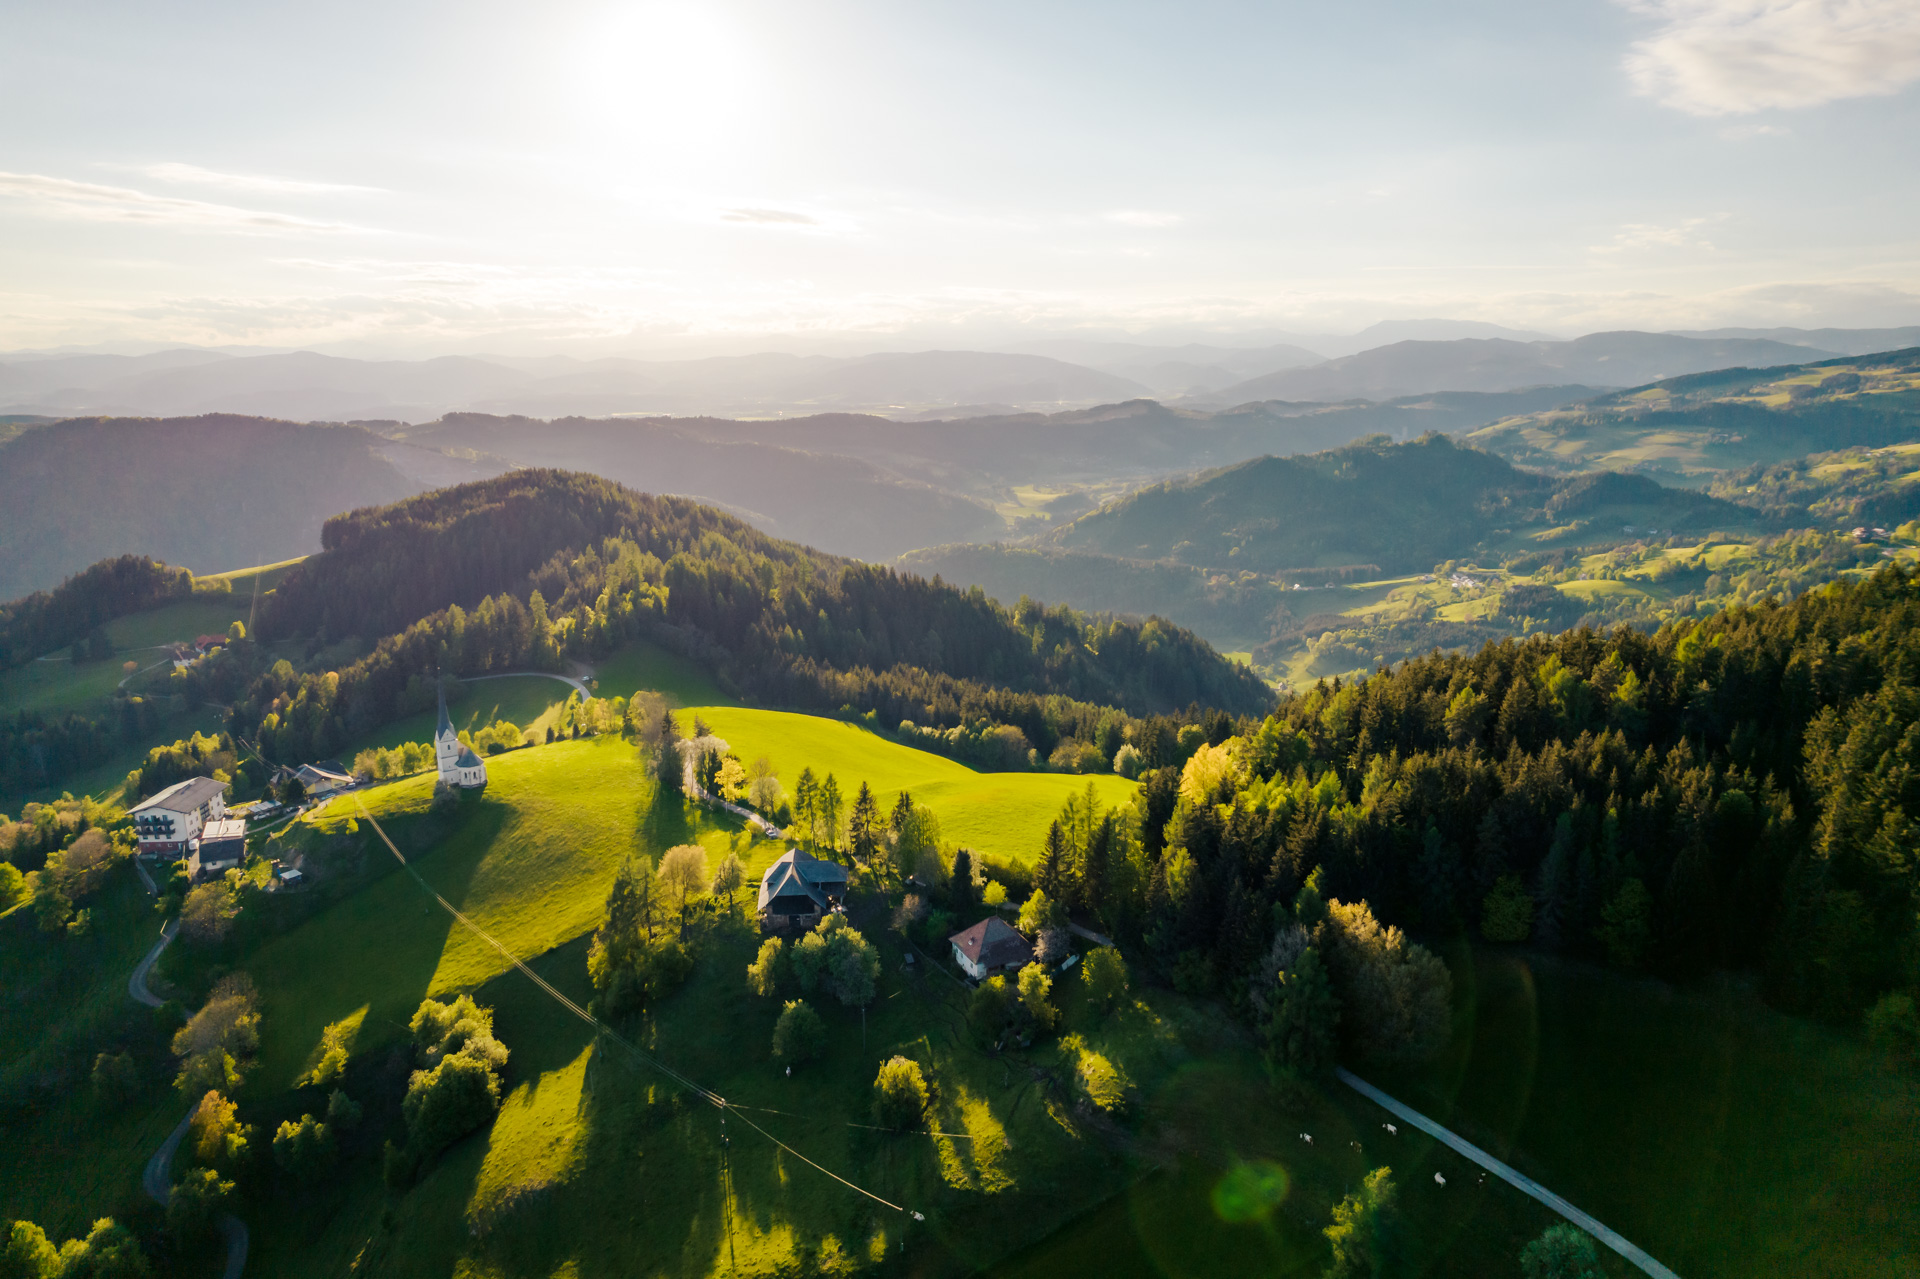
[0, 171, 364, 233]
[1103, 209, 1182, 228]
[720, 207, 819, 226]
[1623, 0, 1920, 115]
[1591, 216, 1721, 253]
[134, 162, 382, 196]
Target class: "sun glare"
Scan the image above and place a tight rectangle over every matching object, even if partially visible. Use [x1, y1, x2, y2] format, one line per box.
[562, 3, 763, 167]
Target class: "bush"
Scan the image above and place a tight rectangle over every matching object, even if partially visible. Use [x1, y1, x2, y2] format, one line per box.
[791, 915, 879, 1008]
[1866, 992, 1919, 1064]
[403, 1052, 502, 1162]
[326, 1088, 363, 1130]
[91, 1051, 139, 1108]
[1069, 1038, 1130, 1115]
[3, 1220, 60, 1279]
[1481, 875, 1534, 943]
[1519, 1223, 1603, 1279]
[871, 1056, 929, 1130]
[1017, 962, 1058, 1035]
[173, 975, 260, 1094]
[304, 1017, 354, 1088]
[178, 880, 239, 948]
[968, 975, 1013, 1044]
[272, 1113, 334, 1176]
[771, 999, 827, 1066]
[166, 1166, 232, 1244]
[747, 937, 788, 998]
[1080, 947, 1129, 1014]
[188, 1090, 250, 1168]
[402, 995, 510, 1164]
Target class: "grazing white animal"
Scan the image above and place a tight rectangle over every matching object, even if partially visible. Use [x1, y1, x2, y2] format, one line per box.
[1433, 1172, 1447, 1186]
[1300, 1133, 1313, 1145]
[1384, 1123, 1398, 1135]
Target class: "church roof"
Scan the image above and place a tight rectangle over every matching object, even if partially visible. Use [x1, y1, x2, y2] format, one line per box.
[436, 678, 454, 741]
[455, 745, 484, 768]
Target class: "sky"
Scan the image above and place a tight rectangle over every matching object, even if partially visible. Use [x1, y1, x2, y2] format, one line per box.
[3, 0, 1919, 355]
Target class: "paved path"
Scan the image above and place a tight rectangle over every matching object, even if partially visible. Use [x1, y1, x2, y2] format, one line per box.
[1335, 1068, 1679, 1279]
[127, 919, 178, 1007]
[468, 668, 591, 699]
[127, 906, 249, 1277]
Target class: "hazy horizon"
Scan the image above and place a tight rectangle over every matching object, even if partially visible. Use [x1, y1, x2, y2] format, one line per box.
[5, 0, 1919, 357]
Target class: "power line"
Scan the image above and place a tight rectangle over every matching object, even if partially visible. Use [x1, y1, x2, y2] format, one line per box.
[352, 796, 911, 1217]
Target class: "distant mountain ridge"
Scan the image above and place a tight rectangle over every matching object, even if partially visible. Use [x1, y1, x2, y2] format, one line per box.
[0, 348, 1148, 422]
[0, 415, 416, 600]
[1195, 332, 1840, 404]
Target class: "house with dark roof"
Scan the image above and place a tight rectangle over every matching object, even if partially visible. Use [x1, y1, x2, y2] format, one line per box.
[129, 776, 228, 855]
[755, 848, 849, 932]
[189, 817, 248, 879]
[949, 915, 1034, 980]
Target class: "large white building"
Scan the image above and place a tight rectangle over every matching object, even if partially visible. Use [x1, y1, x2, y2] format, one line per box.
[435, 680, 487, 789]
[130, 776, 228, 856]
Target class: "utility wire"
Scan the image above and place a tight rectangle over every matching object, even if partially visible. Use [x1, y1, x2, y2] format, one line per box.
[352, 796, 912, 1217]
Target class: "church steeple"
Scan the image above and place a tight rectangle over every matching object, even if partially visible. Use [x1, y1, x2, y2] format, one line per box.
[436, 676, 454, 743]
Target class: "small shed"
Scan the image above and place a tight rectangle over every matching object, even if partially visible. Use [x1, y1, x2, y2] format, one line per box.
[949, 916, 1035, 981]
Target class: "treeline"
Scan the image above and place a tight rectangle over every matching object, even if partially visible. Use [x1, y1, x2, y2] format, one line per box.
[185, 471, 1269, 768]
[1048, 564, 1920, 1021]
[0, 554, 191, 667]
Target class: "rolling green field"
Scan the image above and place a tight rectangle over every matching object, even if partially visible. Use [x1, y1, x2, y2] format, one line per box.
[684, 706, 1138, 866]
[247, 736, 768, 1093]
[0, 592, 255, 720]
[341, 675, 583, 758]
[592, 643, 730, 707]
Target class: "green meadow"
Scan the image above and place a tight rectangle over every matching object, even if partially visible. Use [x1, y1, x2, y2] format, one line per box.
[341, 674, 583, 757]
[684, 705, 1138, 866]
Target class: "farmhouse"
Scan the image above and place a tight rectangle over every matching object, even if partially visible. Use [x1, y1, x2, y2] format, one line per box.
[292, 762, 353, 797]
[434, 680, 487, 789]
[189, 817, 248, 879]
[949, 915, 1034, 980]
[129, 776, 227, 855]
[755, 847, 848, 932]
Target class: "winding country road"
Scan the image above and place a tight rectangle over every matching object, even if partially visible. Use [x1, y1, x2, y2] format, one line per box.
[1335, 1067, 1679, 1279]
[129, 903, 249, 1277]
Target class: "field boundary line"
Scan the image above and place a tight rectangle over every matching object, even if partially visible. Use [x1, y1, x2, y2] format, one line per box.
[352, 795, 913, 1218]
[1335, 1067, 1680, 1279]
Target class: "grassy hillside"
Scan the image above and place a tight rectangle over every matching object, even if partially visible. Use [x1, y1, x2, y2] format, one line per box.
[1367, 946, 1920, 1278]
[1464, 345, 1920, 484]
[684, 706, 1137, 864]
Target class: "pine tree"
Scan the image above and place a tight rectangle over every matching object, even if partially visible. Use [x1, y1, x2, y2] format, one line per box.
[1036, 821, 1067, 902]
[793, 768, 818, 848]
[819, 774, 843, 854]
[653, 708, 682, 795]
[849, 781, 880, 871]
[950, 848, 977, 913]
[890, 789, 914, 836]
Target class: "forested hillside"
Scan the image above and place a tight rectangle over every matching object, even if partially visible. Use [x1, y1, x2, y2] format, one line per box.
[1466, 345, 1920, 484]
[189, 471, 1272, 769]
[1057, 565, 1920, 1021]
[1050, 434, 1745, 576]
[0, 415, 417, 598]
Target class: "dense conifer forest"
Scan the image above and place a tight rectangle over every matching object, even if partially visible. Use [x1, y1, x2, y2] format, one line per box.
[1040, 564, 1920, 1022]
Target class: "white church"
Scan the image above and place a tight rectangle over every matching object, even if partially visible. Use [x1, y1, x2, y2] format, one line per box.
[435, 680, 488, 790]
